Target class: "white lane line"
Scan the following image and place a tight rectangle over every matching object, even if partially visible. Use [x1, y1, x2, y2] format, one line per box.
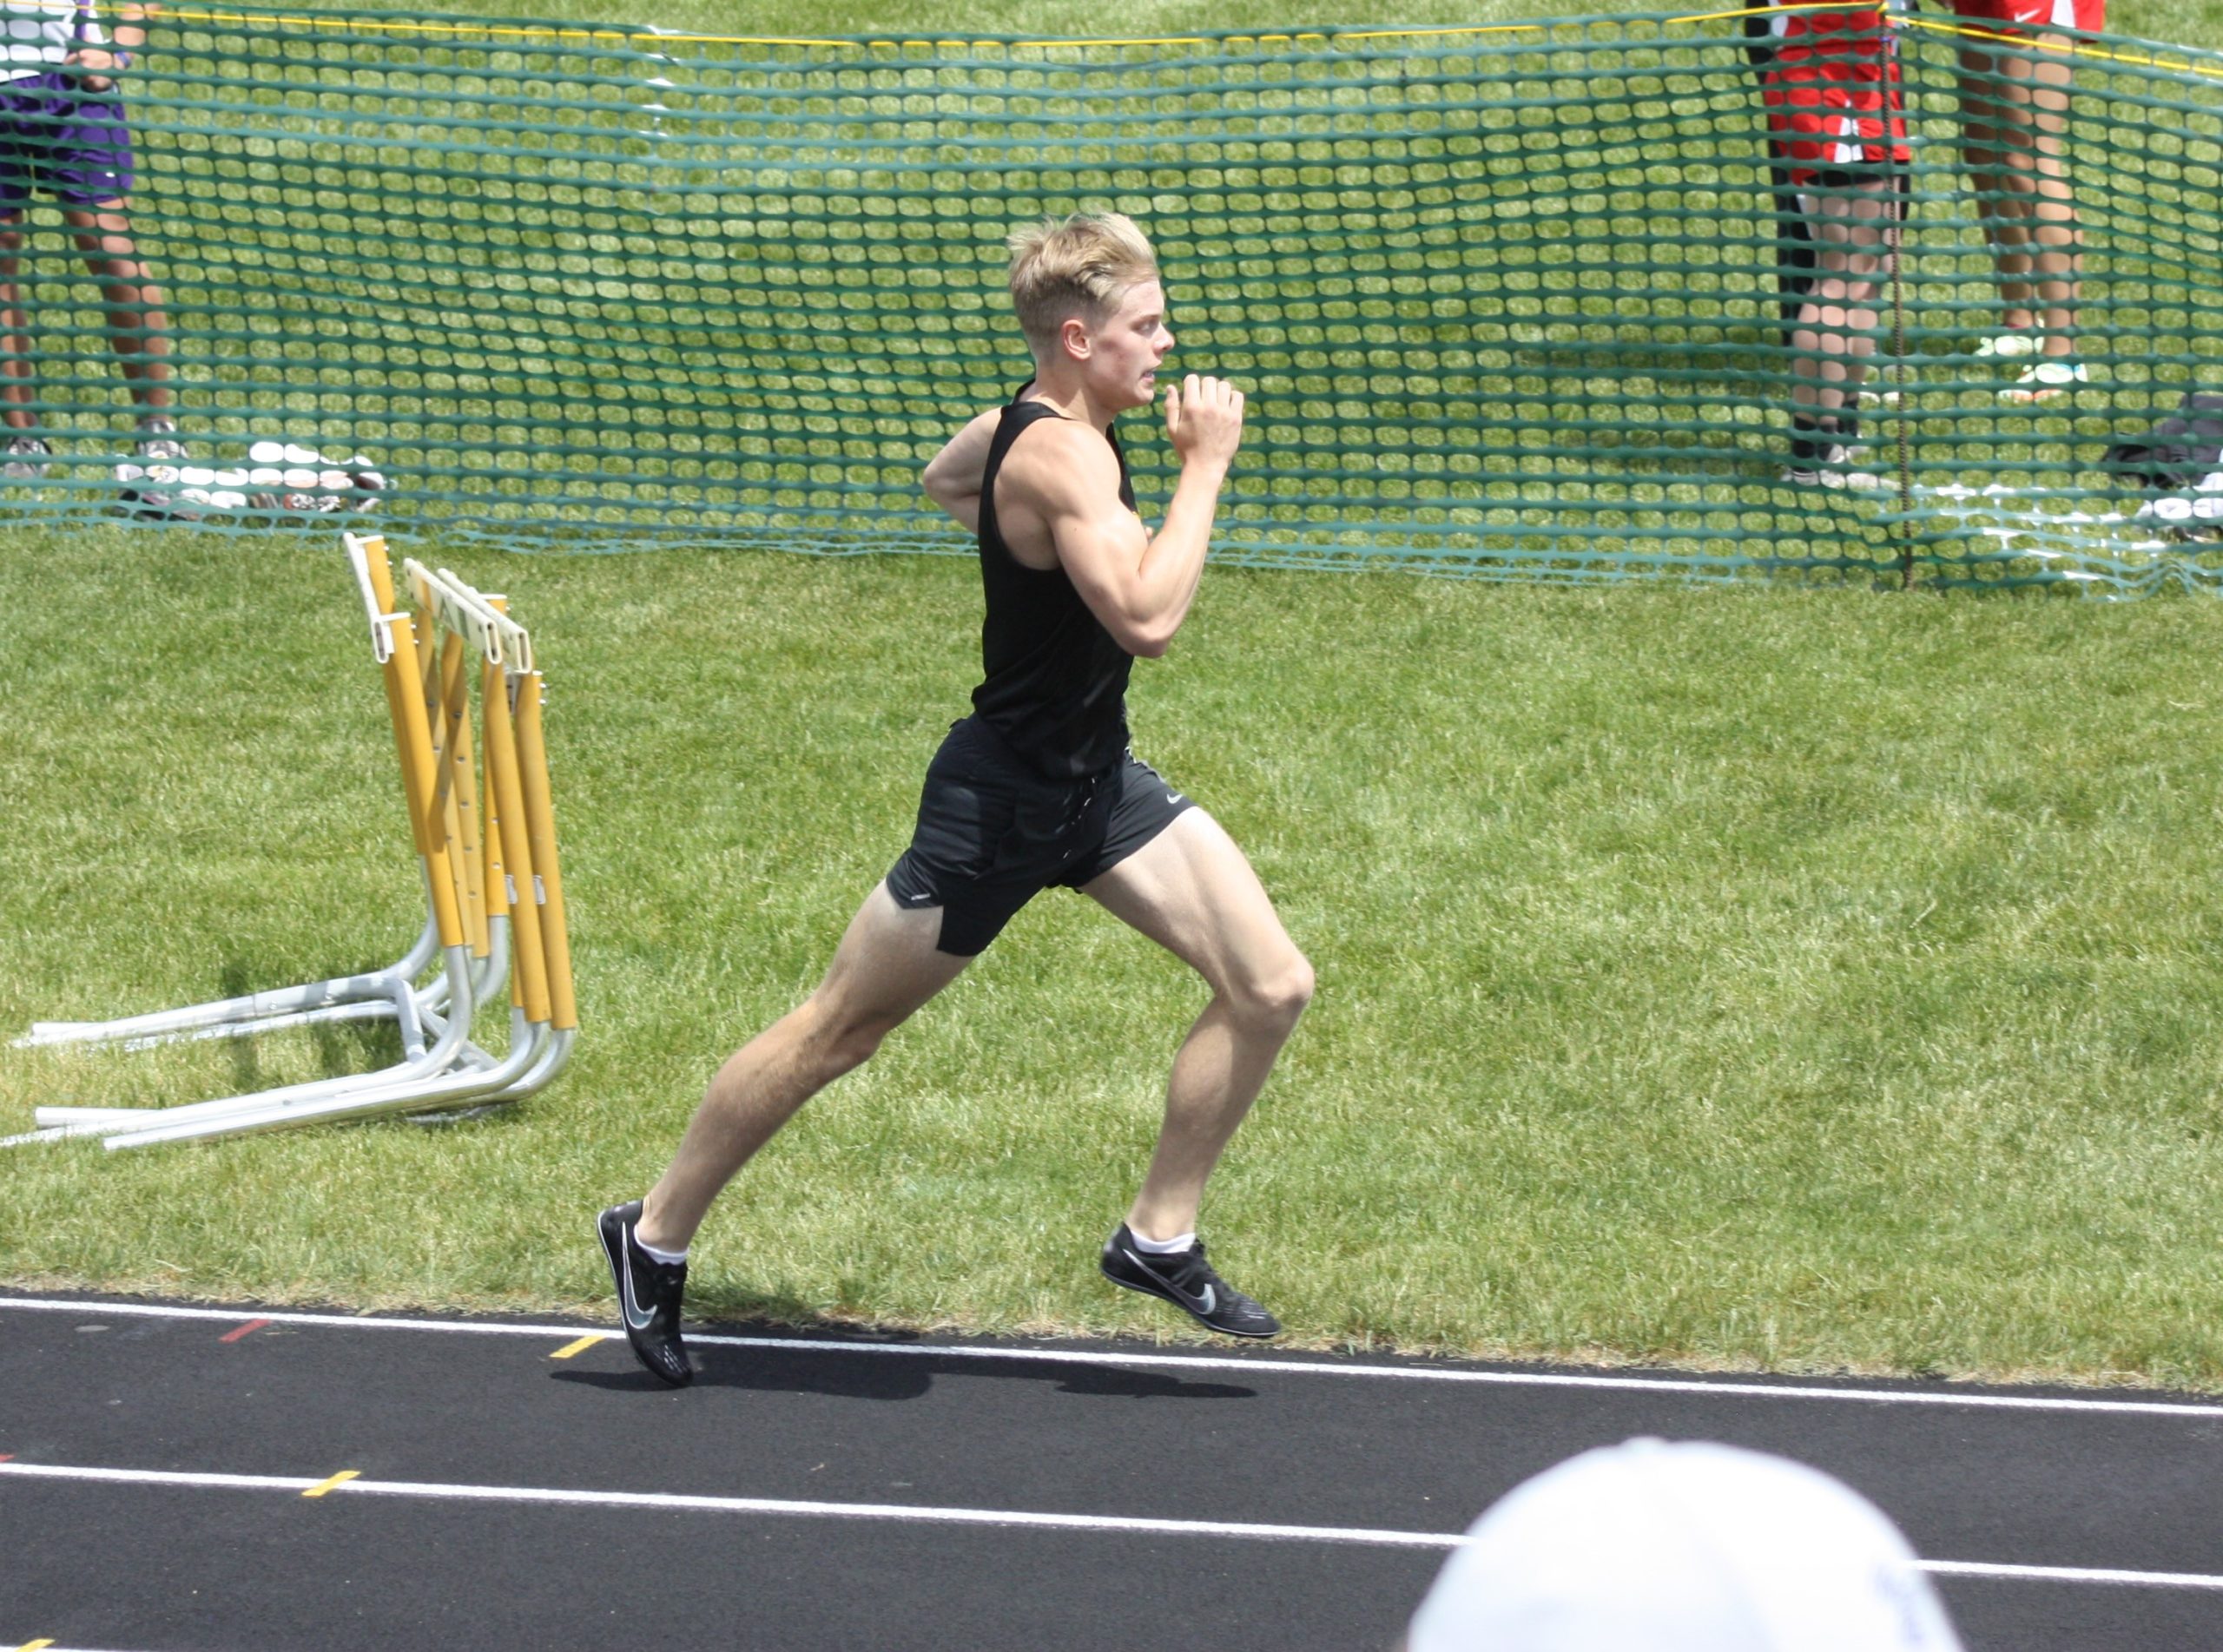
[1922, 1559, 2223, 1591]
[3, 1294, 2218, 1419]
[0, 1463, 320, 1494]
[0, 1458, 1449, 1550]
[5, 1458, 2221, 1588]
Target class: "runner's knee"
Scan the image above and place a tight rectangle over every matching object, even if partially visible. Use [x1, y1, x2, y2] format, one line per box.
[815, 1019, 891, 1082]
[1227, 951, 1314, 1033]
[797, 997, 902, 1082]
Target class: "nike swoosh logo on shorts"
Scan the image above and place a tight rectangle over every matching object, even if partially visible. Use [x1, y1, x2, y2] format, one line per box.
[1125, 1247, 1212, 1315]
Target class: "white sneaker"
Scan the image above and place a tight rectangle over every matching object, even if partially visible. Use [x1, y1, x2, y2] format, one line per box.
[1974, 332, 2043, 359]
[1783, 444, 1883, 490]
[3, 433, 50, 478]
[135, 416, 188, 464]
[1998, 359, 2088, 404]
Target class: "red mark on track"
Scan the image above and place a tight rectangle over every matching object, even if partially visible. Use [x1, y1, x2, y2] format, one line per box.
[219, 1319, 271, 1343]
[0, 1452, 14, 1461]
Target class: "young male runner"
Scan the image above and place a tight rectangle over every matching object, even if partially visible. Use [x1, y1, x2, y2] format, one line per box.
[597, 212, 1314, 1387]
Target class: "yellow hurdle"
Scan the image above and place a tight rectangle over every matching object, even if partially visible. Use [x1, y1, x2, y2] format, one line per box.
[479, 614, 552, 1029]
[435, 628, 491, 963]
[5, 530, 578, 1149]
[406, 558, 576, 1047]
[375, 549, 467, 957]
[509, 668, 578, 1036]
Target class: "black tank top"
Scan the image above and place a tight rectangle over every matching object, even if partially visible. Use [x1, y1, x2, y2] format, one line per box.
[969, 389, 1138, 780]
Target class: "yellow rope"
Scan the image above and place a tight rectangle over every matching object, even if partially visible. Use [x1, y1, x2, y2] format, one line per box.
[138, 9, 1561, 51]
[128, 0, 2223, 83]
[1672, 2, 1872, 20]
[1900, 11, 2220, 78]
[1669, 3, 2220, 80]
[1285, 23, 1547, 39]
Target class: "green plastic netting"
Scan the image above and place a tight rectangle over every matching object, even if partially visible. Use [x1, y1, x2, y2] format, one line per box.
[1, 4, 2219, 591]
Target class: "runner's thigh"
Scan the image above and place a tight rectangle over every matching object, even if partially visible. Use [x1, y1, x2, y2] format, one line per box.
[1080, 808, 1301, 996]
[815, 882, 973, 1030]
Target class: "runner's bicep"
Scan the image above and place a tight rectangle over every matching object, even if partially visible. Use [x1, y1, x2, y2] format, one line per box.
[1052, 501, 1159, 650]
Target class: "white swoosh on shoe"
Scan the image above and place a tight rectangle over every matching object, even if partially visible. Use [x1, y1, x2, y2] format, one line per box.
[1125, 1246, 1213, 1317]
[618, 1223, 658, 1333]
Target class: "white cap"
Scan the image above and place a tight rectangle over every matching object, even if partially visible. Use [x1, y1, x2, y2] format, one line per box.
[1406, 1439, 1963, 1652]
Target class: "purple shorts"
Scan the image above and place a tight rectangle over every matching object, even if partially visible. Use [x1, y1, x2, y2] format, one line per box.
[0, 71, 133, 211]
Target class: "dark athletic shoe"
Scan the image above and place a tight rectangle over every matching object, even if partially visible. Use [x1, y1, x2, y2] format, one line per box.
[1100, 1224, 1281, 1339]
[597, 1200, 692, 1387]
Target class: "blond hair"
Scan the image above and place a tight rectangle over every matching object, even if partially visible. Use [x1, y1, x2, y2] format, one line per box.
[1006, 213, 1159, 356]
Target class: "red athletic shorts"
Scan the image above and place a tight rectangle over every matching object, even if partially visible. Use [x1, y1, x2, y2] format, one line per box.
[1752, 6, 1910, 188]
[1947, 0, 2104, 32]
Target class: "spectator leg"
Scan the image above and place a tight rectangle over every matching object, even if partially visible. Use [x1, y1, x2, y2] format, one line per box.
[0, 215, 36, 432]
[64, 202, 171, 414]
[1958, 43, 2082, 355]
[1789, 181, 1896, 433]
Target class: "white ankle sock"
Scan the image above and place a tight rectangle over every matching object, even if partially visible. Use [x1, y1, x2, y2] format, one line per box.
[637, 1234, 688, 1266]
[1127, 1227, 1195, 1255]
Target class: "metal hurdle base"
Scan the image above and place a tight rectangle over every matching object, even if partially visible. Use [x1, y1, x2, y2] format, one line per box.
[3, 534, 578, 1152]
[15, 912, 439, 1061]
[4, 868, 497, 1149]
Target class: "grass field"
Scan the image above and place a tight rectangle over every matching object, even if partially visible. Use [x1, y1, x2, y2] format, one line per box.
[7, 0, 2223, 1384]
[7, 524, 2223, 1385]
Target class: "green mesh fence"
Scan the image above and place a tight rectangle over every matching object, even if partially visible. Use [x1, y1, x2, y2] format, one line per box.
[2, 4, 2220, 590]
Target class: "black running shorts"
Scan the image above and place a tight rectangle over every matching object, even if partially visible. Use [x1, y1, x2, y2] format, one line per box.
[886, 715, 1195, 957]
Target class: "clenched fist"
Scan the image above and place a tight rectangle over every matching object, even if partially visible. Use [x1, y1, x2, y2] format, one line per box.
[1164, 373, 1244, 471]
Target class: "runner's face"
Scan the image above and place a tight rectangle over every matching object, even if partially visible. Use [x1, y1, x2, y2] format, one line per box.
[1084, 280, 1173, 411]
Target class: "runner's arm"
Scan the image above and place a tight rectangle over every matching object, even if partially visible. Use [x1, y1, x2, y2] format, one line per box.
[921, 409, 1002, 534]
[1026, 377, 1243, 658]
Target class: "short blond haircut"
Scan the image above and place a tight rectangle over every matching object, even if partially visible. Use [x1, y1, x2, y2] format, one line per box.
[1006, 213, 1159, 356]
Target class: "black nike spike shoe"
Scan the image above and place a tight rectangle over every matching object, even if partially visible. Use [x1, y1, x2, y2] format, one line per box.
[1099, 1223, 1282, 1339]
[597, 1200, 693, 1387]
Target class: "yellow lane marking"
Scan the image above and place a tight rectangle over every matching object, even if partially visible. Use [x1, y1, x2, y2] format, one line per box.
[301, 1470, 361, 1498]
[550, 1334, 604, 1359]
[20, 1639, 56, 1649]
